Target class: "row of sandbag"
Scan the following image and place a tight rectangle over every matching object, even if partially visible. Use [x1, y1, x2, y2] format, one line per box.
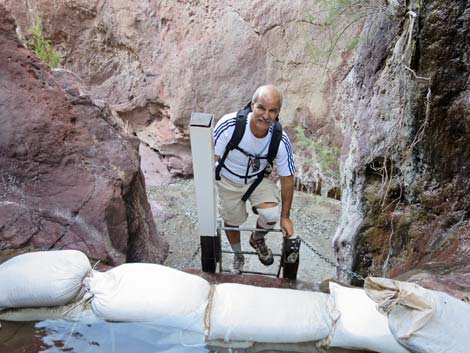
[0, 250, 468, 353]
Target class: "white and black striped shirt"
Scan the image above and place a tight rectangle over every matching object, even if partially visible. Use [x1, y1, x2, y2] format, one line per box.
[214, 111, 296, 184]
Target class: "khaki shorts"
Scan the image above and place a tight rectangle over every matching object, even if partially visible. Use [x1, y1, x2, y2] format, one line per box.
[216, 175, 280, 226]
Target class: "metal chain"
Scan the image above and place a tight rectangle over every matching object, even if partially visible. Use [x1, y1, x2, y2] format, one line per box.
[176, 236, 365, 281]
[298, 236, 365, 282]
[176, 243, 201, 271]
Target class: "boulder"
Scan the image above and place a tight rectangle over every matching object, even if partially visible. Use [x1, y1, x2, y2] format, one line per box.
[0, 6, 168, 265]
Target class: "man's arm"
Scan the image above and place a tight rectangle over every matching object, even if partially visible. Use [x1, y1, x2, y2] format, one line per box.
[279, 175, 294, 237]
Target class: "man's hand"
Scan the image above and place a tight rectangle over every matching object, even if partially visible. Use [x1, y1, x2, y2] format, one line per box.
[280, 216, 294, 238]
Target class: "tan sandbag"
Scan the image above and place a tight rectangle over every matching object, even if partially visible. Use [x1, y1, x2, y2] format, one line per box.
[365, 277, 470, 353]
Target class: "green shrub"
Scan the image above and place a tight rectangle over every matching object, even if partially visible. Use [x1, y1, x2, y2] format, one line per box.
[26, 15, 61, 68]
[304, 0, 379, 75]
[295, 125, 340, 179]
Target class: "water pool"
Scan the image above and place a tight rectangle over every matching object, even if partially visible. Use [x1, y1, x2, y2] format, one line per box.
[0, 320, 365, 353]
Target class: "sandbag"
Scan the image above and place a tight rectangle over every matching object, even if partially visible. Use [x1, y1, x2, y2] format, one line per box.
[86, 263, 210, 333]
[206, 339, 331, 353]
[0, 295, 98, 323]
[365, 277, 470, 353]
[0, 250, 91, 310]
[328, 282, 409, 353]
[207, 283, 333, 343]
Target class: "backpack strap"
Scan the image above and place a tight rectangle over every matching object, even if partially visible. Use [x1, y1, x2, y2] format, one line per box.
[215, 102, 251, 181]
[241, 121, 283, 202]
[215, 101, 283, 202]
[267, 121, 282, 165]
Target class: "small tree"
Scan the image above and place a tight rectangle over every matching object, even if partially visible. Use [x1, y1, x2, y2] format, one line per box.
[26, 15, 61, 68]
[295, 125, 340, 180]
[304, 0, 383, 80]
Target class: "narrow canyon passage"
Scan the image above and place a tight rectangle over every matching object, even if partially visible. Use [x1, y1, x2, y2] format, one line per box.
[147, 179, 341, 284]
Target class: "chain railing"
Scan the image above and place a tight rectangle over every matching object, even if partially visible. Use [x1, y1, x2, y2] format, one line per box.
[176, 231, 365, 282]
[298, 236, 365, 282]
[176, 243, 201, 271]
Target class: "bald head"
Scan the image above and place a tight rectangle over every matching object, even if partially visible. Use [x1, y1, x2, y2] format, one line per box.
[252, 84, 283, 109]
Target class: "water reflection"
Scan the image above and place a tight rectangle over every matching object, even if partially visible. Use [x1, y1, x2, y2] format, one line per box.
[0, 320, 363, 353]
[2, 319, 207, 353]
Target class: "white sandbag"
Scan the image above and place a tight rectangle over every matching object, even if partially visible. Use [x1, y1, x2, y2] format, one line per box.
[86, 263, 210, 333]
[207, 339, 326, 353]
[328, 282, 409, 353]
[365, 277, 470, 353]
[0, 250, 91, 310]
[0, 295, 98, 323]
[207, 283, 333, 343]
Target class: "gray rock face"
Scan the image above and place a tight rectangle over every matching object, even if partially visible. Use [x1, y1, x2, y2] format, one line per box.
[333, 0, 469, 298]
[0, 6, 168, 265]
[1, 0, 348, 190]
[332, 1, 408, 282]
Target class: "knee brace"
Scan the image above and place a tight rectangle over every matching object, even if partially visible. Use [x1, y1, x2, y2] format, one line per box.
[256, 205, 280, 229]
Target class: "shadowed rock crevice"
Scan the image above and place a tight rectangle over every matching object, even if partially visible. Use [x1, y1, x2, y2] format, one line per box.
[124, 170, 168, 264]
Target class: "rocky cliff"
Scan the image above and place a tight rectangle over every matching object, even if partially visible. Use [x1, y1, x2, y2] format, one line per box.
[1, 0, 467, 298]
[0, 6, 168, 265]
[1, 0, 348, 192]
[333, 0, 469, 299]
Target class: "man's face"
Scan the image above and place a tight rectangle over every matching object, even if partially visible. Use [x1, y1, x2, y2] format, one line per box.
[251, 93, 281, 132]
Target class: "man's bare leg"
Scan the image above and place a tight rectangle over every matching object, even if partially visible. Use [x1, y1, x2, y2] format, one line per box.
[224, 222, 241, 246]
[225, 222, 244, 271]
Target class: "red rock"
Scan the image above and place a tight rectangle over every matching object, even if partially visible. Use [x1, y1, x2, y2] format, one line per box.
[0, 6, 168, 265]
[2, 0, 347, 189]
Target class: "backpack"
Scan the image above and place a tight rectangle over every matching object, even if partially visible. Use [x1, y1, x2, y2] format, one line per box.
[215, 102, 283, 202]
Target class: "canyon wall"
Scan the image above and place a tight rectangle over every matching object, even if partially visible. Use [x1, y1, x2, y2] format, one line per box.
[0, 6, 168, 265]
[333, 0, 469, 299]
[1, 0, 349, 191]
[2, 0, 467, 298]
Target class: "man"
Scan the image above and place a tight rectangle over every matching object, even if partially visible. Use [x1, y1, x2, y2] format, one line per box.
[214, 84, 296, 271]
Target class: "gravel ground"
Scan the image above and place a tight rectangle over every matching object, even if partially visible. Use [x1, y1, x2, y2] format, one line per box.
[147, 179, 341, 285]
